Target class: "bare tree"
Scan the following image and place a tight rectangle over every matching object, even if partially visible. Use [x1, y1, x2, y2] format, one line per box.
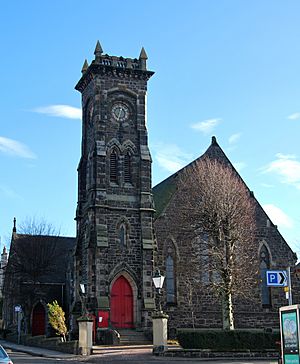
[18, 216, 60, 236]
[177, 158, 258, 330]
[8, 217, 61, 284]
[3, 217, 62, 331]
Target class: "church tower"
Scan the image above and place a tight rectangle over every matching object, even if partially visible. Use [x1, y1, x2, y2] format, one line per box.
[74, 42, 155, 329]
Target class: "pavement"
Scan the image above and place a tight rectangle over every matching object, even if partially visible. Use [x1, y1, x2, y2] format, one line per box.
[0, 339, 280, 363]
[0, 339, 79, 359]
[0, 340, 156, 361]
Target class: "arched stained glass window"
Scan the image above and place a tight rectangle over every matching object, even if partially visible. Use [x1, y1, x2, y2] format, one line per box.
[166, 255, 175, 303]
[260, 244, 271, 306]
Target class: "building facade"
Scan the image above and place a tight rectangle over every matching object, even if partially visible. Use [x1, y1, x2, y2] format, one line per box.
[73, 42, 156, 330]
[72, 42, 299, 334]
[2, 222, 75, 336]
[153, 137, 298, 332]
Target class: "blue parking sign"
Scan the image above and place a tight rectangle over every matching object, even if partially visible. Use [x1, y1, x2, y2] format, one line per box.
[266, 270, 287, 286]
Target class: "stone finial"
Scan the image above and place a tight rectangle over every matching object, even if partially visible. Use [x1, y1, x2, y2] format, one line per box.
[94, 40, 103, 61]
[139, 47, 148, 60]
[211, 136, 217, 145]
[139, 47, 148, 70]
[81, 59, 89, 74]
[13, 217, 16, 233]
[2, 246, 6, 255]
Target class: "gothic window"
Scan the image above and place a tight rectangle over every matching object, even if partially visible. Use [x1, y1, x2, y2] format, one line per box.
[166, 254, 176, 304]
[119, 224, 126, 247]
[260, 244, 271, 306]
[200, 233, 210, 284]
[110, 150, 118, 183]
[87, 152, 93, 189]
[124, 151, 132, 184]
[85, 100, 94, 151]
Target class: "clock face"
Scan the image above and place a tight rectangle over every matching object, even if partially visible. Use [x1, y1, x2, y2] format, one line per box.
[111, 103, 129, 122]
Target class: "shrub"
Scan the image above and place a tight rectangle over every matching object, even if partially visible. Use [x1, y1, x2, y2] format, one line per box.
[177, 330, 280, 351]
[47, 300, 67, 342]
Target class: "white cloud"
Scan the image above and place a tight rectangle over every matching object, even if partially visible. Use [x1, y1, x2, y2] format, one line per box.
[261, 183, 274, 188]
[0, 136, 36, 159]
[191, 118, 221, 134]
[33, 105, 81, 120]
[232, 161, 246, 172]
[228, 133, 241, 144]
[153, 143, 193, 173]
[262, 153, 300, 189]
[263, 204, 293, 229]
[288, 112, 300, 120]
[0, 185, 22, 200]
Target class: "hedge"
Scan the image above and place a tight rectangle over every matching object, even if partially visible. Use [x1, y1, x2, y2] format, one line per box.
[177, 330, 280, 351]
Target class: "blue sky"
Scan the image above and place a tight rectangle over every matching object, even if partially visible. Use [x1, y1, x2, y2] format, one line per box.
[0, 1, 300, 255]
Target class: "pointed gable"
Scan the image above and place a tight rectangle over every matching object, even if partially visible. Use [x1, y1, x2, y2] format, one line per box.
[153, 137, 296, 261]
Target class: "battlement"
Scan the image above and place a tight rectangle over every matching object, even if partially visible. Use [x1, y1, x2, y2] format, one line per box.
[75, 41, 153, 92]
[94, 54, 141, 69]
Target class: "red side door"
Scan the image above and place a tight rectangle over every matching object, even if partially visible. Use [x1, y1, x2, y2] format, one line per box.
[32, 303, 45, 336]
[110, 276, 133, 328]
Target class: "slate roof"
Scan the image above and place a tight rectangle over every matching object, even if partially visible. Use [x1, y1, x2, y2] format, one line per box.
[153, 136, 233, 219]
[8, 234, 76, 284]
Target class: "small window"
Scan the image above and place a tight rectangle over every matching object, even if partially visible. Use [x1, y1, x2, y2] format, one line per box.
[260, 245, 271, 306]
[110, 150, 118, 183]
[200, 234, 209, 284]
[119, 224, 126, 246]
[166, 255, 175, 303]
[124, 152, 132, 184]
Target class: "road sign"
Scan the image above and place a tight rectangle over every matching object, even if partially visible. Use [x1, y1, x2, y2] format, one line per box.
[266, 270, 288, 287]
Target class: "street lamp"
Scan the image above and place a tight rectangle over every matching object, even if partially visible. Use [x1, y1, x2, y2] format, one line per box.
[152, 269, 165, 313]
[79, 283, 87, 316]
[80, 284, 86, 295]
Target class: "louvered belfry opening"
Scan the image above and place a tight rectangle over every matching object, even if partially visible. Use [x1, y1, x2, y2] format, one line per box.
[124, 152, 132, 184]
[110, 150, 118, 183]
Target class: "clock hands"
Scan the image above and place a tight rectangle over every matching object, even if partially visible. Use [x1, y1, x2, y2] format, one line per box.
[112, 103, 128, 121]
[117, 107, 123, 121]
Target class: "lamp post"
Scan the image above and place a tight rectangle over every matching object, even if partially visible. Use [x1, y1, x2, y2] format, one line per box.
[152, 269, 168, 354]
[77, 283, 93, 355]
[80, 283, 88, 316]
[152, 269, 165, 313]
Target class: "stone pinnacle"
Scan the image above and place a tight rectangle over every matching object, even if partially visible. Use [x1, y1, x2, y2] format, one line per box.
[81, 59, 89, 73]
[139, 47, 148, 60]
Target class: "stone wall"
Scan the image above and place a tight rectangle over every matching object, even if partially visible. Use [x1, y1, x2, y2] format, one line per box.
[154, 139, 297, 331]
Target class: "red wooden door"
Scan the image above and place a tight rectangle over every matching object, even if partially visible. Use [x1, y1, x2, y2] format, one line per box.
[32, 303, 45, 336]
[110, 276, 134, 328]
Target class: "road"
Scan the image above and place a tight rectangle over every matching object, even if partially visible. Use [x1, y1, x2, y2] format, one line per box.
[7, 349, 83, 363]
[7, 348, 279, 364]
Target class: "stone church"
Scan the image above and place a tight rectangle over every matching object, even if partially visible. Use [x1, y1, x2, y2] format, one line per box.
[2, 41, 298, 337]
[72, 41, 298, 335]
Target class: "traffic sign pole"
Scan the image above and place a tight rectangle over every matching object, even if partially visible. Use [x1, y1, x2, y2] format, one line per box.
[288, 266, 293, 305]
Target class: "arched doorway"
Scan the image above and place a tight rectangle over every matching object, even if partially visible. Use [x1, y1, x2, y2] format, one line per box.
[110, 276, 134, 328]
[32, 302, 46, 336]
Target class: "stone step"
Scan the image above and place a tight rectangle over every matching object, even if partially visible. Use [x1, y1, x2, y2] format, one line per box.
[117, 329, 151, 345]
[92, 344, 153, 353]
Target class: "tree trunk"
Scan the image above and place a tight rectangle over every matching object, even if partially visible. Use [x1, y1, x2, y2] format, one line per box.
[222, 291, 234, 330]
